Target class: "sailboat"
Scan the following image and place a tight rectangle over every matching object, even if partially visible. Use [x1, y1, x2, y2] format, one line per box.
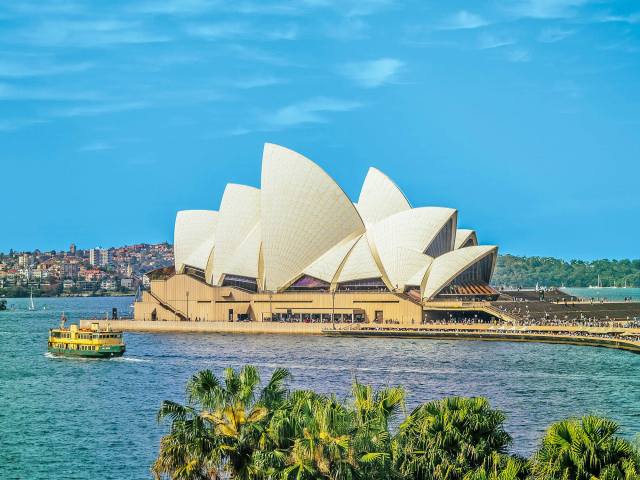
[588, 274, 602, 289]
[28, 288, 35, 311]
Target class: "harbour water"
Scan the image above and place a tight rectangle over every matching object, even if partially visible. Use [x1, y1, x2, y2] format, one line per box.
[563, 287, 640, 302]
[1, 297, 640, 479]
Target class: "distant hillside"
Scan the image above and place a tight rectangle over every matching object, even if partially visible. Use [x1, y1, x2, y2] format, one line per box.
[493, 254, 640, 288]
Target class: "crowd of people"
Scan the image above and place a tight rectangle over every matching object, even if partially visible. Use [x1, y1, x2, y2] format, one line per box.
[333, 324, 640, 346]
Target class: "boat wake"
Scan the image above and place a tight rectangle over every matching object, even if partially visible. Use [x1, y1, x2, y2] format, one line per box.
[110, 356, 151, 363]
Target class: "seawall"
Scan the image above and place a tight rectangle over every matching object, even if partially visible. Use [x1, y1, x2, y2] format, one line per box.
[79, 319, 326, 334]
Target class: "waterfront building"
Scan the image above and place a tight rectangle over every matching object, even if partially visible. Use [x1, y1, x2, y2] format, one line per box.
[100, 279, 117, 291]
[134, 144, 499, 324]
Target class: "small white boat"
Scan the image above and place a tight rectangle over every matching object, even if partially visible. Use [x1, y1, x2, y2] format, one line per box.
[28, 288, 35, 311]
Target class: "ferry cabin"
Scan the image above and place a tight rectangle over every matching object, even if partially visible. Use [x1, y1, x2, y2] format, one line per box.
[48, 323, 124, 354]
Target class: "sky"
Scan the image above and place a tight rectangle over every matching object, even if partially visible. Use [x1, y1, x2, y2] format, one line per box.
[1, 0, 639, 260]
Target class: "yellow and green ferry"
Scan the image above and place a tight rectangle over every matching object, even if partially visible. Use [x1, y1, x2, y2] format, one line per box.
[48, 314, 126, 358]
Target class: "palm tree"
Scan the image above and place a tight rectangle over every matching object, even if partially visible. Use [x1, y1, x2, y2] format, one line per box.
[530, 415, 640, 480]
[393, 396, 513, 480]
[351, 381, 405, 480]
[254, 381, 405, 480]
[463, 453, 529, 480]
[153, 366, 290, 480]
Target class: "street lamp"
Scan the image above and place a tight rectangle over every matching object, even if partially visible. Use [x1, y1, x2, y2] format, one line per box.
[331, 289, 336, 326]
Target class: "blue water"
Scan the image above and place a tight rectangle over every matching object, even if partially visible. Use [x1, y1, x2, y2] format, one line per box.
[2, 297, 640, 479]
[563, 287, 640, 302]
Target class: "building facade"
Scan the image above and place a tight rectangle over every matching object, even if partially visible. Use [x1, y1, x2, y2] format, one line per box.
[89, 248, 112, 268]
[134, 144, 499, 323]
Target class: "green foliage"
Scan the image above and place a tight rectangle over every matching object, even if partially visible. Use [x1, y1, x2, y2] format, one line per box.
[394, 397, 513, 479]
[154, 366, 640, 480]
[493, 255, 640, 288]
[530, 415, 640, 480]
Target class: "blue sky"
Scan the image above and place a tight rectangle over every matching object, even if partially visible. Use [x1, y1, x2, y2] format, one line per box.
[1, 0, 639, 259]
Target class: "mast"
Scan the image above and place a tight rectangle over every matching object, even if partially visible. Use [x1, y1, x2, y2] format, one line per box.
[29, 287, 35, 310]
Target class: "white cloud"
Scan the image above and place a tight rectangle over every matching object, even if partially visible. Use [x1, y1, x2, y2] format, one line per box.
[324, 17, 369, 40]
[506, 48, 531, 62]
[185, 22, 251, 40]
[52, 102, 147, 117]
[79, 142, 113, 152]
[228, 44, 299, 67]
[478, 33, 516, 49]
[232, 76, 287, 89]
[538, 27, 576, 43]
[0, 83, 101, 101]
[129, 0, 214, 15]
[0, 59, 93, 78]
[440, 10, 488, 30]
[340, 58, 404, 88]
[596, 13, 640, 24]
[266, 97, 362, 128]
[509, 0, 590, 19]
[222, 96, 363, 136]
[186, 22, 298, 41]
[0, 118, 45, 132]
[11, 19, 170, 47]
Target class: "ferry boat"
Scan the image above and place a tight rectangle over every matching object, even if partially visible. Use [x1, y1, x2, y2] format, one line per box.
[48, 314, 125, 358]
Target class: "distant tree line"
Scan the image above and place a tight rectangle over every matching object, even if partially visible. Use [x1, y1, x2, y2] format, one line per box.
[493, 255, 640, 288]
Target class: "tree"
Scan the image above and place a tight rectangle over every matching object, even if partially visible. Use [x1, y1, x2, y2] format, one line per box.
[351, 381, 405, 480]
[530, 415, 640, 480]
[393, 397, 513, 480]
[160, 367, 639, 480]
[153, 366, 291, 480]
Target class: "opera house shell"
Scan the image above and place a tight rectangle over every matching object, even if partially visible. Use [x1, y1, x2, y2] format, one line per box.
[136, 144, 498, 324]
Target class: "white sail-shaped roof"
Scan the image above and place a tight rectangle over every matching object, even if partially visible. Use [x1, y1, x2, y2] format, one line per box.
[303, 233, 360, 283]
[379, 247, 433, 291]
[421, 245, 497, 300]
[406, 262, 430, 287]
[369, 207, 456, 288]
[222, 223, 261, 280]
[174, 210, 218, 273]
[261, 143, 365, 291]
[454, 229, 478, 249]
[337, 233, 382, 282]
[210, 184, 260, 285]
[357, 167, 411, 224]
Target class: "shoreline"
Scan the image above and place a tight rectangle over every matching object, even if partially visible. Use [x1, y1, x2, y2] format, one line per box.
[79, 319, 640, 354]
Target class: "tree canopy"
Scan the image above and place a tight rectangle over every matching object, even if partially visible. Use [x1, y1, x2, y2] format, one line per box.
[154, 365, 640, 480]
[493, 255, 640, 288]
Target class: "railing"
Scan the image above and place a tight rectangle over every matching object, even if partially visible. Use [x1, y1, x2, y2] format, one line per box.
[146, 290, 188, 321]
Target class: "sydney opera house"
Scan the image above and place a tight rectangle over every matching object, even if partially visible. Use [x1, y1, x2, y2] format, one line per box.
[134, 144, 498, 324]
